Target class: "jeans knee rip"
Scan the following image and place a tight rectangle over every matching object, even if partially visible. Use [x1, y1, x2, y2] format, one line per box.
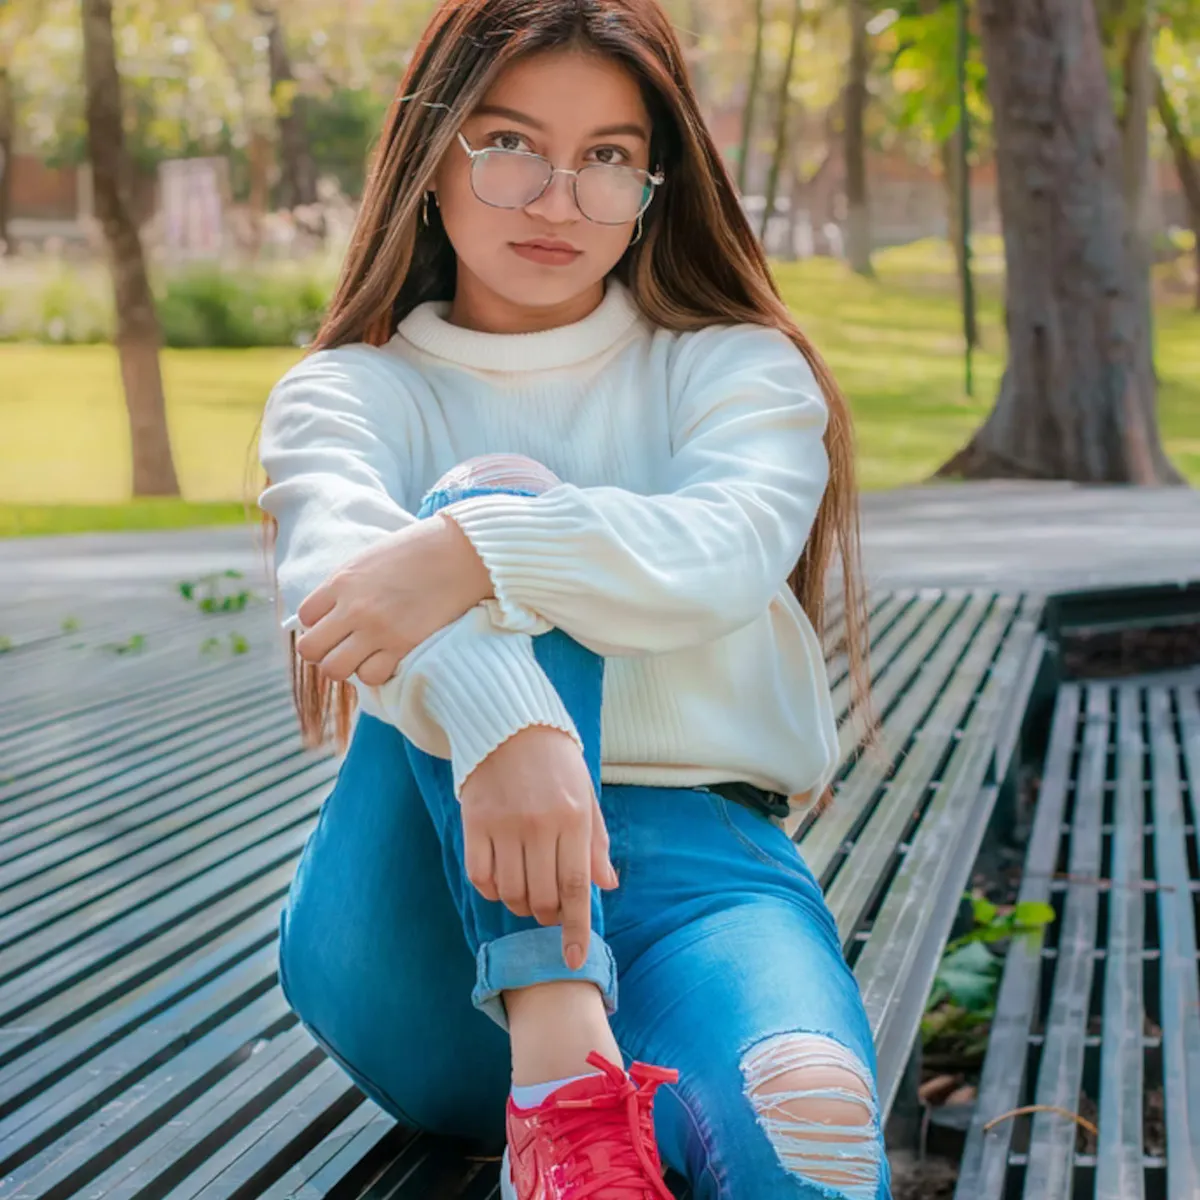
[740, 1031, 880, 1200]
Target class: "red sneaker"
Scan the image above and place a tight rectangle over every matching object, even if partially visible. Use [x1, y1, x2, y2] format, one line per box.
[501, 1050, 679, 1199]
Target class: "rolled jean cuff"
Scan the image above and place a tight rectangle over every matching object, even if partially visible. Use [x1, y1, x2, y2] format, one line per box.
[472, 926, 619, 1031]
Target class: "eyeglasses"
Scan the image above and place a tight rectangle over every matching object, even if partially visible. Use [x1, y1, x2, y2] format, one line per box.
[455, 132, 664, 226]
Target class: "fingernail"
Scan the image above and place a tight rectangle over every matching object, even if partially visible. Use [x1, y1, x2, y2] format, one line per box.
[565, 944, 583, 970]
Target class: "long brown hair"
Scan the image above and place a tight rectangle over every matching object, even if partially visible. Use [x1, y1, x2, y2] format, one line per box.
[262, 0, 880, 810]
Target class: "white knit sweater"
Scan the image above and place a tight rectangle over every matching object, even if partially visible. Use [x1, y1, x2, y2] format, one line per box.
[258, 278, 840, 808]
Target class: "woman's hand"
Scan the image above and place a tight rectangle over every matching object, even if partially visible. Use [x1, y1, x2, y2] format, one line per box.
[295, 513, 492, 686]
[459, 725, 619, 970]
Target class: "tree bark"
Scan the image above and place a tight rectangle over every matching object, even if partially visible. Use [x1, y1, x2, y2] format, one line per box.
[81, 0, 180, 497]
[844, 0, 873, 276]
[736, 0, 767, 195]
[1156, 72, 1200, 311]
[1121, 8, 1156, 372]
[0, 67, 12, 255]
[255, 2, 317, 210]
[935, 0, 1181, 485]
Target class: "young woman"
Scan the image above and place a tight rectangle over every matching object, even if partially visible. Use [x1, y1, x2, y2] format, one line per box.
[257, 1, 887, 1197]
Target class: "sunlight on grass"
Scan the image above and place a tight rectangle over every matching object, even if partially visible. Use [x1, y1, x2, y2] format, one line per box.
[1, 239, 1195, 537]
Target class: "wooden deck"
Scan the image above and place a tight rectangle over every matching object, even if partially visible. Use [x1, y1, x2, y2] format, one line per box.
[1, 478, 1197, 1198]
[0, 584, 1045, 1197]
[956, 670, 1200, 1200]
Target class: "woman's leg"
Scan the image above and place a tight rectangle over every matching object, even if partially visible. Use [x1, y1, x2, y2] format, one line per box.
[406, 459, 624, 1087]
[602, 785, 892, 1200]
[278, 455, 623, 1141]
[277, 712, 512, 1142]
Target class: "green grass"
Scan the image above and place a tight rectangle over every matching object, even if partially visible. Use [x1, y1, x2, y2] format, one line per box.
[1, 238, 1196, 536]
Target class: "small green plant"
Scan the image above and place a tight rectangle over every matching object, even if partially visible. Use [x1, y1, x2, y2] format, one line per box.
[102, 634, 147, 655]
[921, 892, 1056, 1062]
[0, 636, 13, 654]
[61, 616, 81, 633]
[179, 569, 257, 614]
[201, 632, 251, 657]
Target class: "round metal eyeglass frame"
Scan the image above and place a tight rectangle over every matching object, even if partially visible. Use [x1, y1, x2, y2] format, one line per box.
[455, 131, 665, 226]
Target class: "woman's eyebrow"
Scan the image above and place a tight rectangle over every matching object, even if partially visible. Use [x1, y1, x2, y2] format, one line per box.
[472, 104, 648, 141]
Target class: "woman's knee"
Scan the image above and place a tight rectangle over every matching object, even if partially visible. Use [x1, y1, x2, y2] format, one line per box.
[431, 453, 562, 496]
[740, 1032, 884, 1199]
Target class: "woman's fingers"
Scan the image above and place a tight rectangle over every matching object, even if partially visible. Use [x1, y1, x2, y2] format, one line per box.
[589, 793, 618, 890]
[312, 630, 373, 682]
[493, 833, 532, 918]
[462, 816, 499, 902]
[557, 819, 593, 970]
[524, 834, 563, 927]
[355, 649, 401, 687]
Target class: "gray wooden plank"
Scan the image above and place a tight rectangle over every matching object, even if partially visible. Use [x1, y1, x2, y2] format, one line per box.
[0, 741, 327, 949]
[857, 602, 1042, 1109]
[829, 594, 1021, 945]
[0, 710, 305, 900]
[794, 593, 974, 871]
[1095, 683, 1146, 1200]
[954, 684, 1081, 1200]
[1023, 683, 1110, 1199]
[1148, 685, 1200, 1200]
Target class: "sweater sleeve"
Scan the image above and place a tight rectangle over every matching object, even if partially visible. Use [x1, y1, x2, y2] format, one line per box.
[258, 348, 581, 789]
[443, 325, 830, 657]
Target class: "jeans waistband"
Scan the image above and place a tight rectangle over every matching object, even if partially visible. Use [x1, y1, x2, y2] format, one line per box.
[707, 781, 791, 820]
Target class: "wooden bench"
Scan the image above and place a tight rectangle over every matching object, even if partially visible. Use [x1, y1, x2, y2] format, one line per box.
[953, 664, 1200, 1200]
[0, 584, 1044, 1197]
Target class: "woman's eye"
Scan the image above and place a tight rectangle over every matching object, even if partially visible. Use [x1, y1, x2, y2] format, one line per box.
[591, 145, 631, 166]
[490, 131, 531, 152]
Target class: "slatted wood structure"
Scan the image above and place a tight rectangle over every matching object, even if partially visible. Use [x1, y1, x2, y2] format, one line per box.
[0, 585, 1044, 1198]
[955, 669, 1200, 1200]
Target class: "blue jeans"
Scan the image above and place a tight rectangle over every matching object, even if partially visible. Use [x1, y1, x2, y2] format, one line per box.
[277, 484, 893, 1200]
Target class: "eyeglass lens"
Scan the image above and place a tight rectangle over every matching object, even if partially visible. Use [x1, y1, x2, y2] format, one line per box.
[471, 151, 652, 224]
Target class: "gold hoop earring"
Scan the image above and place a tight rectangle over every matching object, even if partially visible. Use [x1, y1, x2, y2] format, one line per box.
[421, 191, 431, 227]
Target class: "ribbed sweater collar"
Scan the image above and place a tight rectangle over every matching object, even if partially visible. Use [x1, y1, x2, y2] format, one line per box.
[393, 277, 640, 372]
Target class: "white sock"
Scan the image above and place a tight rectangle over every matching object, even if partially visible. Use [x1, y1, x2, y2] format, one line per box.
[510, 1072, 598, 1110]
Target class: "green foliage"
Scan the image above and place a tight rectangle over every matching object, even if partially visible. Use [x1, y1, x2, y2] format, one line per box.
[101, 633, 147, 655]
[61, 616, 81, 633]
[921, 890, 1057, 1053]
[201, 631, 251, 657]
[157, 266, 330, 348]
[178, 568, 258, 613]
[0, 636, 13, 654]
[305, 88, 389, 199]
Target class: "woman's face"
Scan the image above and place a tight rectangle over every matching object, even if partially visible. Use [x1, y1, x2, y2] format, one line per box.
[431, 48, 654, 328]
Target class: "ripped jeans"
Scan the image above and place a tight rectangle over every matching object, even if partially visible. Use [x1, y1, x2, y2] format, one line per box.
[276, 458, 893, 1200]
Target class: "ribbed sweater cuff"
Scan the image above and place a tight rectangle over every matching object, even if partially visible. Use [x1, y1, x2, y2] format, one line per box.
[420, 629, 583, 798]
[445, 490, 592, 632]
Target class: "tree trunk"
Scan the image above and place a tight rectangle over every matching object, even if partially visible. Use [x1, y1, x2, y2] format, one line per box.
[81, 0, 180, 497]
[844, 0, 873, 276]
[935, 0, 1181, 485]
[736, 0, 767, 195]
[1156, 73, 1200, 311]
[760, 0, 804, 242]
[1121, 8, 1156, 373]
[255, 2, 317, 210]
[939, 128, 978, 347]
[0, 67, 12, 255]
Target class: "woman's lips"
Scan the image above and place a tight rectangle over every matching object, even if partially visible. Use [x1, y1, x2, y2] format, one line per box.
[510, 241, 582, 266]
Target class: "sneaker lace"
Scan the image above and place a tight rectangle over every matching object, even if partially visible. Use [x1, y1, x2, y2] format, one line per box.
[540, 1051, 679, 1199]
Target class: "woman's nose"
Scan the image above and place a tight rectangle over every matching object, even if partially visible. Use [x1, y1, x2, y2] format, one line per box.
[524, 168, 581, 223]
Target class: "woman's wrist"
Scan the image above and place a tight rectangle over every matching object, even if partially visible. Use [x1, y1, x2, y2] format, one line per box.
[434, 510, 494, 607]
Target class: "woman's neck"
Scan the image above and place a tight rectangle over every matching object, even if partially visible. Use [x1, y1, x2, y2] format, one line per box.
[448, 266, 606, 335]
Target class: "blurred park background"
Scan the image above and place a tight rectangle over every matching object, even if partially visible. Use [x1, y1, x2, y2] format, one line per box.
[0, 0, 1197, 537]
